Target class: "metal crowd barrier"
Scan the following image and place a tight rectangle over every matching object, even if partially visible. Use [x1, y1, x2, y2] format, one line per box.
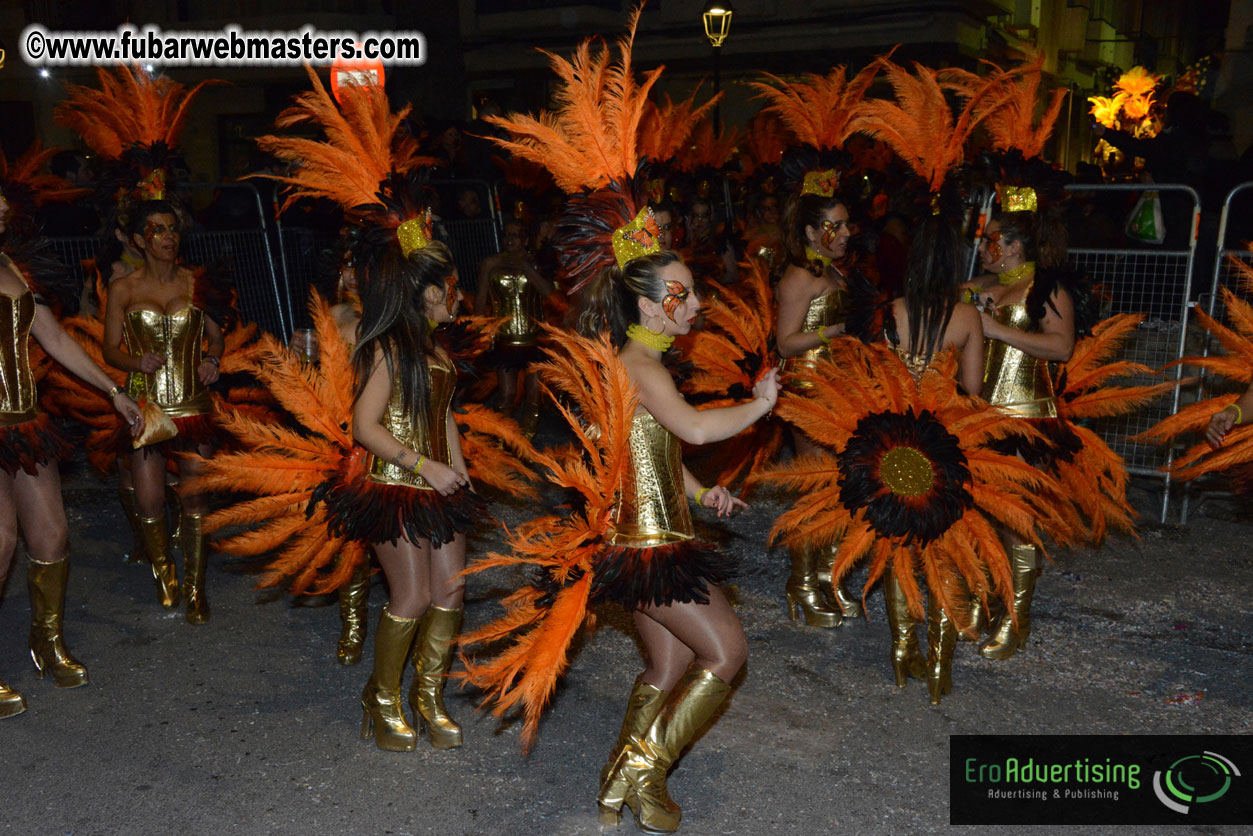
[431, 178, 501, 297]
[1180, 181, 1253, 523]
[1063, 183, 1201, 525]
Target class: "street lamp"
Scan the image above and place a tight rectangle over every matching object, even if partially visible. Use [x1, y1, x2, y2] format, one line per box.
[702, 0, 733, 134]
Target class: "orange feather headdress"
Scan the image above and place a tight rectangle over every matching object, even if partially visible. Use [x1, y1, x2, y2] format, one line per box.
[749, 60, 884, 155]
[484, 5, 662, 293]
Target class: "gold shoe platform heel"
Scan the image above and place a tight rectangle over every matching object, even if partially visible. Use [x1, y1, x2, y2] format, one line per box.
[0, 678, 26, 719]
[410, 605, 464, 750]
[138, 515, 180, 609]
[884, 568, 925, 688]
[599, 675, 669, 788]
[979, 544, 1038, 660]
[784, 547, 842, 628]
[361, 608, 419, 751]
[181, 513, 210, 625]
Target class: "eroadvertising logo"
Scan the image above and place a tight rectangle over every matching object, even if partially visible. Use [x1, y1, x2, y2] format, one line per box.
[950, 735, 1252, 825]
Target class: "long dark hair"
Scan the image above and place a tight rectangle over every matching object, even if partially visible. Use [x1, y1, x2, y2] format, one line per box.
[352, 241, 456, 435]
[574, 250, 683, 348]
[781, 191, 846, 276]
[995, 206, 1067, 271]
[902, 215, 962, 364]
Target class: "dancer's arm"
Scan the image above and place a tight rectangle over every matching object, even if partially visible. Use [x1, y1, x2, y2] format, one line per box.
[634, 361, 778, 446]
[981, 286, 1075, 362]
[30, 304, 143, 431]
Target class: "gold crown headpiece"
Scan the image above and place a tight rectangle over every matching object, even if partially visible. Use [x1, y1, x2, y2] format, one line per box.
[611, 206, 662, 268]
[996, 184, 1038, 213]
[397, 208, 434, 258]
[802, 169, 839, 198]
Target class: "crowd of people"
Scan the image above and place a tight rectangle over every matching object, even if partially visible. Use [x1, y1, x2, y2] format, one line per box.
[3, 15, 1251, 836]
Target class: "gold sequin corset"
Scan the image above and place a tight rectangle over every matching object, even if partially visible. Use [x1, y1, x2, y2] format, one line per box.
[369, 356, 457, 489]
[891, 345, 933, 385]
[488, 270, 543, 346]
[983, 301, 1056, 418]
[124, 307, 212, 417]
[785, 288, 850, 373]
[0, 289, 37, 426]
[608, 409, 694, 548]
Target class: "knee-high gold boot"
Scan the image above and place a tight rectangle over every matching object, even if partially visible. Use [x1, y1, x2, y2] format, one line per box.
[599, 675, 669, 787]
[117, 484, 147, 564]
[410, 605, 463, 749]
[337, 560, 371, 665]
[979, 545, 1038, 660]
[181, 513, 209, 625]
[138, 515, 180, 609]
[598, 668, 732, 833]
[166, 483, 183, 550]
[27, 560, 88, 688]
[959, 583, 987, 643]
[926, 595, 958, 705]
[361, 608, 419, 751]
[0, 677, 26, 719]
[884, 568, 925, 688]
[785, 547, 842, 627]
[817, 545, 863, 618]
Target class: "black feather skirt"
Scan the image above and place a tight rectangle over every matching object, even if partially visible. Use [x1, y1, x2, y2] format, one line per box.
[0, 413, 72, 475]
[590, 539, 735, 610]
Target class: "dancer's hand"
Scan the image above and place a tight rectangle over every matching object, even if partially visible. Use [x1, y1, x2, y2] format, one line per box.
[700, 485, 747, 518]
[198, 358, 220, 385]
[138, 352, 165, 373]
[420, 459, 468, 496]
[1207, 405, 1239, 447]
[753, 367, 780, 408]
[114, 393, 144, 436]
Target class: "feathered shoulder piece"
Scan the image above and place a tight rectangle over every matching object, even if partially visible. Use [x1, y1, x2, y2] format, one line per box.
[54, 65, 217, 162]
[940, 53, 1065, 161]
[846, 53, 1009, 193]
[637, 86, 719, 166]
[749, 56, 885, 153]
[458, 325, 637, 748]
[486, 5, 658, 194]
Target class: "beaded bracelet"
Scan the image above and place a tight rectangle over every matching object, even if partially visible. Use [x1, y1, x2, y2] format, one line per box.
[695, 487, 710, 505]
[1224, 403, 1243, 426]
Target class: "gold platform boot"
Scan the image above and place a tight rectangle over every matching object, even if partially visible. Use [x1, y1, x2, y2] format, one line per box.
[598, 668, 732, 833]
[117, 484, 147, 564]
[410, 605, 463, 749]
[0, 678, 26, 719]
[181, 513, 209, 625]
[979, 545, 1038, 660]
[884, 568, 925, 688]
[959, 584, 987, 643]
[166, 483, 183, 550]
[27, 560, 88, 688]
[817, 545, 863, 618]
[599, 675, 669, 787]
[785, 547, 842, 627]
[518, 400, 541, 440]
[360, 608, 419, 751]
[138, 515, 180, 609]
[337, 560, 371, 666]
[926, 595, 958, 705]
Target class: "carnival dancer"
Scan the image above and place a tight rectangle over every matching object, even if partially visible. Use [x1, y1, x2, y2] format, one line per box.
[0, 188, 144, 717]
[457, 11, 778, 832]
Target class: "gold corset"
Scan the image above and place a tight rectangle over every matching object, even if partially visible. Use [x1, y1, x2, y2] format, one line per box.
[0, 289, 37, 426]
[369, 356, 457, 489]
[608, 410, 693, 548]
[891, 345, 933, 385]
[787, 287, 850, 371]
[488, 270, 543, 346]
[983, 302, 1056, 418]
[124, 307, 212, 417]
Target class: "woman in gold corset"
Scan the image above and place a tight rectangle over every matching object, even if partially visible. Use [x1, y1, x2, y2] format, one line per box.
[475, 219, 554, 432]
[577, 249, 779, 833]
[773, 187, 862, 627]
[1, 191, 143, 717]
[347, 237, 484, 752]
[879, 215, 984, 699]
[103, 200, 225, 625]
[963, 209, 1075, 660]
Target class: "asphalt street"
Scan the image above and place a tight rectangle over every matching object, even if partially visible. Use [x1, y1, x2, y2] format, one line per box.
[1, 458, 1249, 836]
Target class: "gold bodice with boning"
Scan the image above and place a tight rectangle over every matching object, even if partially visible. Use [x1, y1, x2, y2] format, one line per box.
[608, 409, 693, 548]
[487, 270, 543, 346]
[369, 355, 457, 490]
[787, 287, 850, 371]
[0, 289, 37, 426]
[983, 298, 1056, 418]
[124, 306, 212, 417]
[891, 345, 933, 385]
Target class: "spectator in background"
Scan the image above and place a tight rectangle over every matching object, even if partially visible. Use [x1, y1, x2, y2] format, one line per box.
[36, 150, 98, 237]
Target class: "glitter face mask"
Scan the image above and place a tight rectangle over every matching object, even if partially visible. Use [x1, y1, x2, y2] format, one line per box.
[661, 279, 690, 322]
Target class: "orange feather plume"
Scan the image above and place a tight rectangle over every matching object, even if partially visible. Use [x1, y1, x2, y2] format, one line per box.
[54, 65, 220, 160]
[253, 64, 434, 215]
[738, 111, 790, 175]
[459, 326, 637, 748]
[749, 57, 885, 152]
[676, 118, 740, 172]
[485, 5, 660, 193]
[637, 86, 720, 164]
[454, 404, 541, 498]
[939, 53, 1066, 160]
[0, 141, 90, 207]
[846, 55, 1009, 192]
